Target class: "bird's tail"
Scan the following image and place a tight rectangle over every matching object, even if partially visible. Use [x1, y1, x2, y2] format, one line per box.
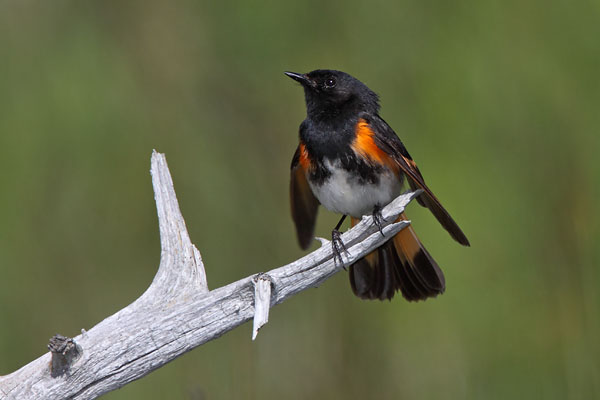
[349, 213, 445, 301]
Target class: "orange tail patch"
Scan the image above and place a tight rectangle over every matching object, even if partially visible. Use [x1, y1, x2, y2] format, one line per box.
[349, 214, 445, 301]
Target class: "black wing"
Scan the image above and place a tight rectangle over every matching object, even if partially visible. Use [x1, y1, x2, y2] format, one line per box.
[367, 114, 470, 246]
[290, 145, 320, 249]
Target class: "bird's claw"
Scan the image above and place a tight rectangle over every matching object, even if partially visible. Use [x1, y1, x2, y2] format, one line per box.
[331, 229, 350, 269]
[372, 205, 387, 237]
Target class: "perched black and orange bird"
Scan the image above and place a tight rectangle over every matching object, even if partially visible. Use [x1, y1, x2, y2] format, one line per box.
[285, 69, 469, 302]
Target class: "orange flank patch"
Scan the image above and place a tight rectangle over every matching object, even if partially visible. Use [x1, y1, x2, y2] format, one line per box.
[352, 119, 397, 170]
[298, 142, 311, 170]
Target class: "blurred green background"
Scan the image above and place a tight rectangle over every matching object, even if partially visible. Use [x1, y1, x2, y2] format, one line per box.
[1, 1, 598, 399]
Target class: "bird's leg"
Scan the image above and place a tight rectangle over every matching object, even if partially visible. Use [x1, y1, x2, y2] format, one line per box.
[372, 205, 387, 237]
[332, 215, 349, 269]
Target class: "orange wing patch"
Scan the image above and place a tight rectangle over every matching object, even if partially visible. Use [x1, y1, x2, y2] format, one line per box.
[401, 155, 419, 172]
[298, 142, 311, 170]
[352, 119, 397, 170]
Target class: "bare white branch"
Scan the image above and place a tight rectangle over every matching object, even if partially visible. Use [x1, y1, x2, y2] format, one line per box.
[0, 151, 421, 400]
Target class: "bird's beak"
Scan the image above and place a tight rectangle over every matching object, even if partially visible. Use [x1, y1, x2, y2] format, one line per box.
[284, 71, 311, 86]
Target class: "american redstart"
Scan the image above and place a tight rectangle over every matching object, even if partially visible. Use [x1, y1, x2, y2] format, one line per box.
[285, 69, 469, 301]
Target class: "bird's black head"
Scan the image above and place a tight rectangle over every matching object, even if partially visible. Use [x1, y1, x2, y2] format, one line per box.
[284, 69, 380, 119]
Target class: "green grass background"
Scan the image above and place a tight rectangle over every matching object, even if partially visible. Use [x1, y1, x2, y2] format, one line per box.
[1, 1, 598, 399]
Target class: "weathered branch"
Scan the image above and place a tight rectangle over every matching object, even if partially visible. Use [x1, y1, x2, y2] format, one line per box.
[0, 151, 422, 400]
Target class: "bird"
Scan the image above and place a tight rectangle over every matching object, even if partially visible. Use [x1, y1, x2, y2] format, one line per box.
[285, 69, 470, 301]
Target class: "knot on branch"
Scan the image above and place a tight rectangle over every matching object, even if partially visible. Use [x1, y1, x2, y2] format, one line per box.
[48, 334, 82, 377]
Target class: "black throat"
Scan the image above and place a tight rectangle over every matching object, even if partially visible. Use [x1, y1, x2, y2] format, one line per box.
[300, 96, 366, 160]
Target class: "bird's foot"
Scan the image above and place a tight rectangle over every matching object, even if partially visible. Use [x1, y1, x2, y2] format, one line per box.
[372, 205, 387, 237]
[331, 229, 350, 269]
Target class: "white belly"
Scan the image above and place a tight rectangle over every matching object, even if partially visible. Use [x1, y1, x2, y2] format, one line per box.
[309, 159, 402, 218]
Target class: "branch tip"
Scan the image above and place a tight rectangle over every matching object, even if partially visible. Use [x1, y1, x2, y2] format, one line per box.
[315, 237, 330, 247]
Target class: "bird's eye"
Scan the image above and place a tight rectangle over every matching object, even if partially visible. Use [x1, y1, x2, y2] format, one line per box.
[324, 77, 336, 88]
